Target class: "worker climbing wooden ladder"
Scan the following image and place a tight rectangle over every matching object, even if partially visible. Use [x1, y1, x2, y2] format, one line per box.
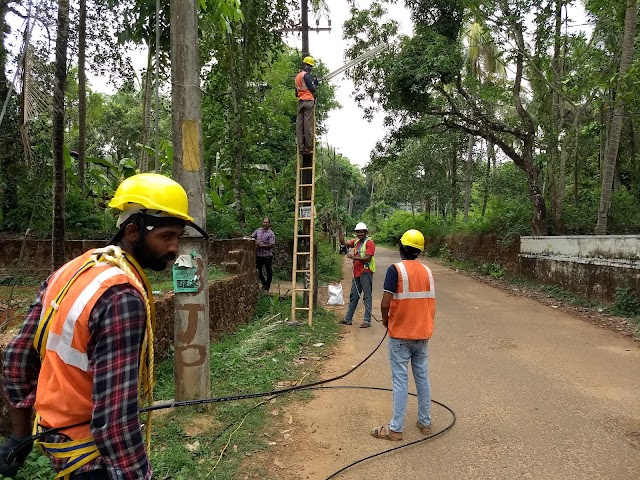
[290, 45, 387, 326]
[291, 113, 316, 326]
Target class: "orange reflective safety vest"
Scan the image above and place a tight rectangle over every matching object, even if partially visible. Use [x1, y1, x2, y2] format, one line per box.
[32, 248, 151, 478]
[295, 70, 314, 101]
[388, 260, 435, 340]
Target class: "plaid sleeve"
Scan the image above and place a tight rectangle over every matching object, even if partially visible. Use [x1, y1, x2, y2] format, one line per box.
[87, 285, 152, 480]
[2, 278, 48, 408]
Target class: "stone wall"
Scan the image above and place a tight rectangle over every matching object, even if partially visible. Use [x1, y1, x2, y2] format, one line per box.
[443, 233, 640, 303]
[0, 238, 260, 277]
[444, 233, 521, 274]
[0, 239, 259, 438]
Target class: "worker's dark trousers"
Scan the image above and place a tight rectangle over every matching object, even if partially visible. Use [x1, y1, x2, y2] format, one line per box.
[256, 256, 273, 290]
[296, 100, 315, 154]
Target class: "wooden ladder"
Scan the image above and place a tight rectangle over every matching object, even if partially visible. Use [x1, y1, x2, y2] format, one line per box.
[291, 115, 316, 326]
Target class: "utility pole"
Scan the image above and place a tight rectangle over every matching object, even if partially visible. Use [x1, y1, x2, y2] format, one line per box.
[281, 0, 331, 55]
[301, 0, 309, 55]
[170, 0, 210, 401]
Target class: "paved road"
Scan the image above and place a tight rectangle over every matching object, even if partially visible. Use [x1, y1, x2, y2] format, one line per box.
[265, 246, 640, 480]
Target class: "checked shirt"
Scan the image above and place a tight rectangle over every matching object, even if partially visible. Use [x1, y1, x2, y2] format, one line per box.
[2, 278, 152, 479]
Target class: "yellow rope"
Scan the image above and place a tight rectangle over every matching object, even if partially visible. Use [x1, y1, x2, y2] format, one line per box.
[92, 246, 155, 450]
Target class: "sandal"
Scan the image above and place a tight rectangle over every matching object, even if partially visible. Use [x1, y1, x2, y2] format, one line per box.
[370, 424, 402, 441]
[417, 421, 432, 435]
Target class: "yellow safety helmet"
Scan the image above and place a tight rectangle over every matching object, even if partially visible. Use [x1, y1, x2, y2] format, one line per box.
[109, 173, 194, 223]
[400, 229, 425, 251]
[303, 56, 315, 67]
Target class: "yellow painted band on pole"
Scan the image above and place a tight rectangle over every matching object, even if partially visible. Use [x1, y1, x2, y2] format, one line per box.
[182, 119, 201, 171]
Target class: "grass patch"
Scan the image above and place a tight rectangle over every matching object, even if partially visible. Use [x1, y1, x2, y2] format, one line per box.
[150, 293, 339, 479]
[4, 295, 339, 480]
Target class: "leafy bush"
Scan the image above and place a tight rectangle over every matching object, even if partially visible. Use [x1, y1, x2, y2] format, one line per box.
[361, 201, 393, 232]
[317, 240, 342, 282]
[608, 188, 640, 234]
[467, 197, 532, 242]
[612, 287, 640, 317]
[562, 187, 600, 234]
[65, 188, 114, 238]
[479, 262, 505, 278]
[206, 208, 242, 239]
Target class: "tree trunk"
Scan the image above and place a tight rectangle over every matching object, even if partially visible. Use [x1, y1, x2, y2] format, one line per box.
[226, 34, 246, 225]
[631, 118, 639, 192]
[77, 0, 87, 193]
[0, 0, 18, 226]
[171, 0, 210, 401]
[463, 133, 473, 221]
[511, 19, 548, 235]
[481, 139, 491, 217]
[549, 0, 567, 233]
[52, 0, 70, 269]
[450, 142, 458, 222]
[596, 0, 637, 234]
[140, 46, 153, 172]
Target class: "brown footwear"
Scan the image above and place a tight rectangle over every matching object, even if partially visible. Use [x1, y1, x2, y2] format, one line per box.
[417, 421, 432, 435]
[359, 322, 371, 328]
[370, 424, 402, 441]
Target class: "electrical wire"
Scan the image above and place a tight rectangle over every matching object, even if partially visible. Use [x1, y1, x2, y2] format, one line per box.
[7, 282, 454, 478]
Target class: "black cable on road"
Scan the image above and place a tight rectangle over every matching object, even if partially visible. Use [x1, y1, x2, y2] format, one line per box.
[141, 327, 388, 413]
[12, 328, 457, 479]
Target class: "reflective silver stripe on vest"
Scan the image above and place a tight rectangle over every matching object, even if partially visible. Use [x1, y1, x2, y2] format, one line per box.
[46, 267, 124, 372]
[392, 262, 435, 300]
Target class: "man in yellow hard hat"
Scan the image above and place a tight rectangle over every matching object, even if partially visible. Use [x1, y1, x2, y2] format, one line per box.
[1, 173, 205, 479]
[371, 229, 435, 441]
[295, 55, 318, 155]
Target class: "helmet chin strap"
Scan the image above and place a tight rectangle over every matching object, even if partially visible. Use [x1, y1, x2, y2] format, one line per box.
[187, 221, 209, 240]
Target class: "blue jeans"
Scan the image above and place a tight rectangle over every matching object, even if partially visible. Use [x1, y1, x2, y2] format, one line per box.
[344, 272, 373, 324]
[388, 337, 431, 432]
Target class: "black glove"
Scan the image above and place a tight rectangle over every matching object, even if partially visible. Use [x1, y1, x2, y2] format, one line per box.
[313, 75, 319, 86]
[0, 435, 34, 478]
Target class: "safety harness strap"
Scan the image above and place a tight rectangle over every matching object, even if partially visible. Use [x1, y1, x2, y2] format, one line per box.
[33, 415, 101, 480]
[33, 257, 100, 358]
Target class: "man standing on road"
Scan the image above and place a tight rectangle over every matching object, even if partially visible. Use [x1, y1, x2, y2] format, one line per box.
[371, 229, 435, 441]
[338, 222, 375, 328]
[0, 173, 207, 479]
[295, 56, 318, 155]
[251, 217, 275, 292]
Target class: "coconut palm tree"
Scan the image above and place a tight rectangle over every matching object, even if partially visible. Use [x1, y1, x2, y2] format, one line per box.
[595, 0, 638, 234]
[461, 20, 505, 222]
[52, 0, 70, 268]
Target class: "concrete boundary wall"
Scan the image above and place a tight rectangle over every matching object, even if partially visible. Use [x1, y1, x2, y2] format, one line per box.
[519, 236, 640, 302]
[520, 235, 640, 261]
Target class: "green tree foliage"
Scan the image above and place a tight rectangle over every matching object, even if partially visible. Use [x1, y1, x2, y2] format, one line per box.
[342, 0, 640, 239]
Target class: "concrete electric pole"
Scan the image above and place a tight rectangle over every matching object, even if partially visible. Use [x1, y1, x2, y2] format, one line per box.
[170, 0, 210, 401]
